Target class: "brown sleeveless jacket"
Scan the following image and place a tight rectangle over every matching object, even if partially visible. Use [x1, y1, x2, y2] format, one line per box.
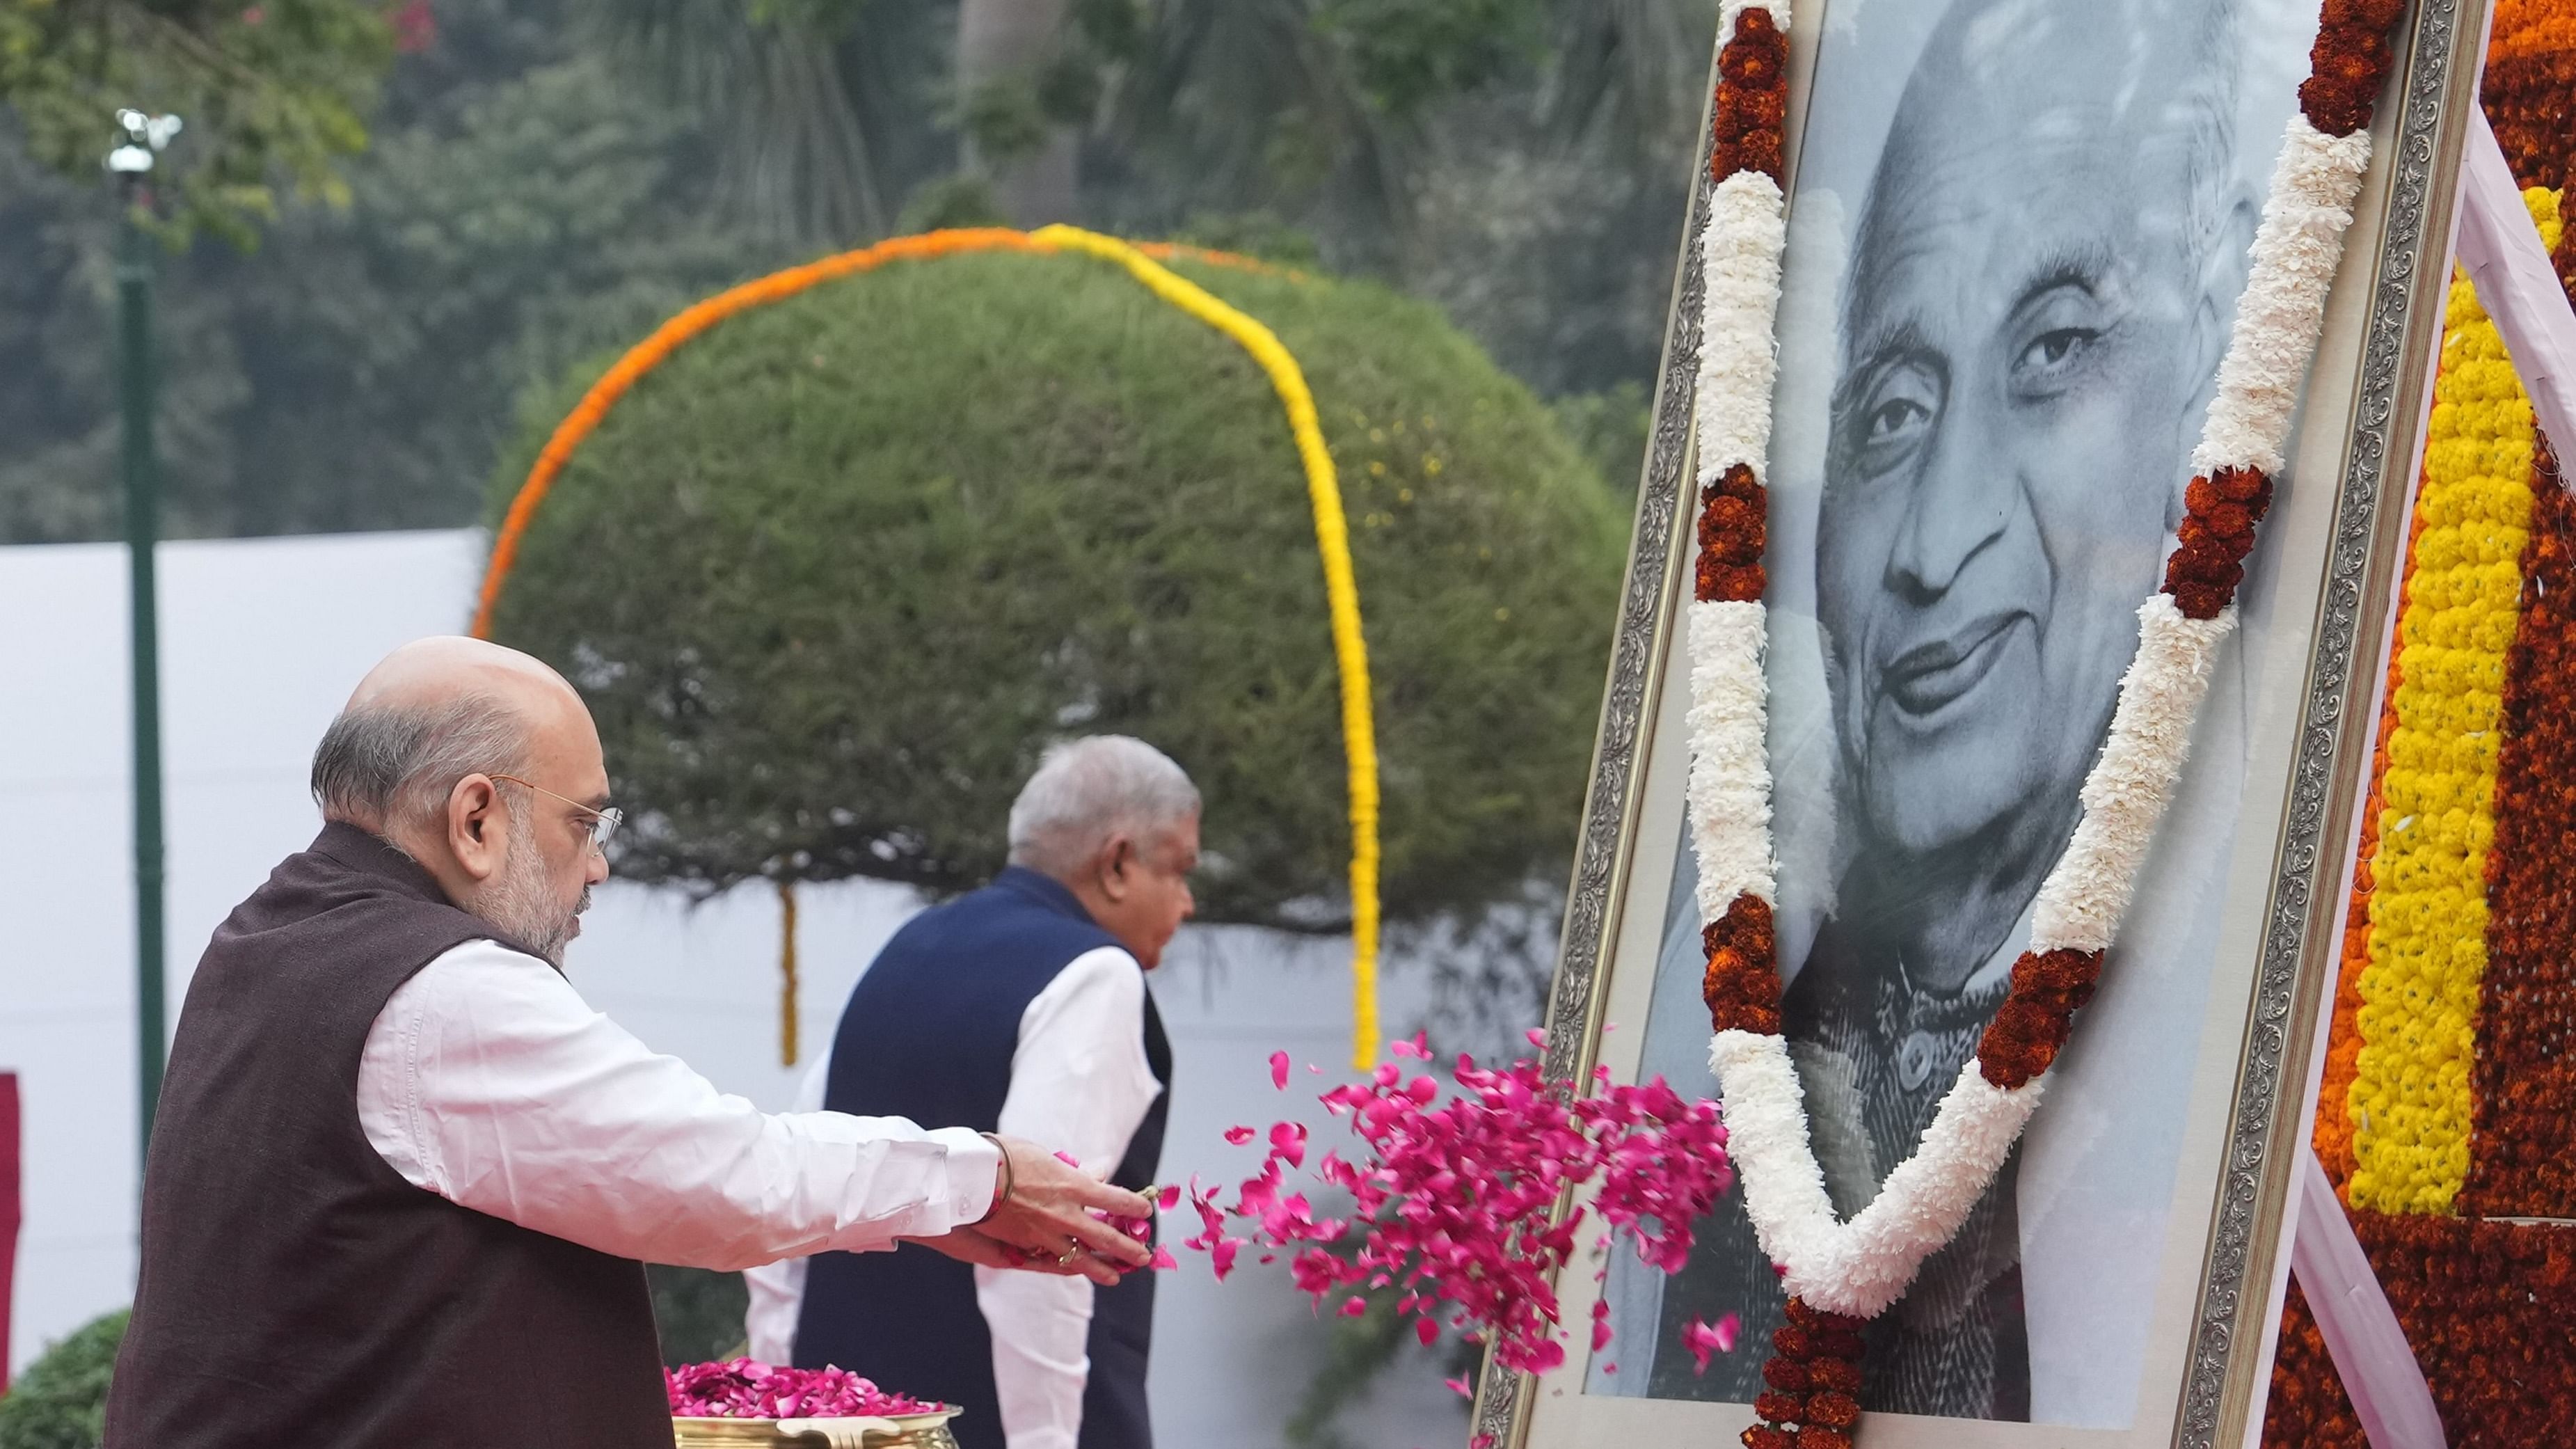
[104, 823, 667, 1448]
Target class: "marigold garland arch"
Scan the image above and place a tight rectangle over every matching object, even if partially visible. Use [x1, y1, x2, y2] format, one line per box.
[472, 225, 1385, 1070]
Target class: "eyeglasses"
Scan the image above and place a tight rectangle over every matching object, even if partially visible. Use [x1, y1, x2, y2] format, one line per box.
[489, 773, 625, 851]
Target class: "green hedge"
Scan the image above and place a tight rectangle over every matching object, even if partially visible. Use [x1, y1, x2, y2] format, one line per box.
[0, 1311, 127, 1449]
[488, 244, 1625, 930]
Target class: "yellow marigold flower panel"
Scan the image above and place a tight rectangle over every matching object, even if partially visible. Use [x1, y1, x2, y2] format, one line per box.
[2342, 190, 2559, 1217]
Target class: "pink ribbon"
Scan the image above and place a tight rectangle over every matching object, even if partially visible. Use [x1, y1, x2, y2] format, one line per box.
[2292, 1146, 2447, 1449]
[2456, 106, 2576, 475]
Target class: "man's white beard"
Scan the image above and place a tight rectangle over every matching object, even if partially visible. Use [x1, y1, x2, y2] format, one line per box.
[474, 809, 587, 965]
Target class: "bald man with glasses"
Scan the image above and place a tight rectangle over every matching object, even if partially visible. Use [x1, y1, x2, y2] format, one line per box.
[106, 637, 1148, 1449]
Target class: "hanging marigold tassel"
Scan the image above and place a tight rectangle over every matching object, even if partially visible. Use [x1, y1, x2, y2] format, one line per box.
[1743, 1299, 1866, 1449]
[779, 880, 800, 1068]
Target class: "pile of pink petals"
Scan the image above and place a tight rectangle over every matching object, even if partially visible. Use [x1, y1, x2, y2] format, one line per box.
[1179, 1031, 1740, 1378]
[666, 1359, 937, 1418]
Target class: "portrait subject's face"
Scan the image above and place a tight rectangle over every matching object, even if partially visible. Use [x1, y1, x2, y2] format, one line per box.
[1817, 69, 2210, 865]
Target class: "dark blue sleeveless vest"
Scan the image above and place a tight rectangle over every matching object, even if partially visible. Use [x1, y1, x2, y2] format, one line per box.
[795, 868, 1170, 1449]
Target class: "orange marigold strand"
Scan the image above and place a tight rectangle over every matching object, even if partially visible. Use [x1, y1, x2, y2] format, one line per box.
[1703, 892, 1783, 1035]
[1710, 8, 1790, 186]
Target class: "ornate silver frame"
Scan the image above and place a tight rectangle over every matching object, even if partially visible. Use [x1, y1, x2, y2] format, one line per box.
[1470, 0, 2492, 1443]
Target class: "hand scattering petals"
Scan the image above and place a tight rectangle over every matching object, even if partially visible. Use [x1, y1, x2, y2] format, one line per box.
[667, 1359, 935, 1418]
[1179, 1040, 1735, 1377]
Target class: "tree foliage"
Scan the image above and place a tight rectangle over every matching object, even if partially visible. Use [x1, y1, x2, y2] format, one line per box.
[0, 0, 1706, 547]
[0, 0, 395, 243]
[0, 0, 795, 543]
[0, 1309, 127, 1449]
[484, 246, 1625, 931]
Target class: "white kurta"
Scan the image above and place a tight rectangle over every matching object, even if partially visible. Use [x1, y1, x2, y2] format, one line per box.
[742, 945, 1163, 1449]
[356, 938, 1001, 1269]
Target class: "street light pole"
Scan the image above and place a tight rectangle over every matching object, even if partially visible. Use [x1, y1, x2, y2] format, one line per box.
[108, 110, 180, 1166]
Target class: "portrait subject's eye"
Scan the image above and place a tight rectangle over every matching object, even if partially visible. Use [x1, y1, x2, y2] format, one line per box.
[1850, 360, 1941, 479]
[2007, 278, 2114, 399]
[2012, 326, 2100, 386]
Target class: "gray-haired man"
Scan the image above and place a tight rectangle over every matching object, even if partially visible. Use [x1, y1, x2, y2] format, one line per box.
[106, 638, 1149, 1449]
[753, 737, 1199, 1449]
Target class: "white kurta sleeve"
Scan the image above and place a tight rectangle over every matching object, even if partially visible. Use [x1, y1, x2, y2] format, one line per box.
[356, 940, 999, 1272]
[742, 1054, 834, 1364]
[975, 946, 1164, 1449]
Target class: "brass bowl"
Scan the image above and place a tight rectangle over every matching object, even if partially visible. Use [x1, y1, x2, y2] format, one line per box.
[672, 1408, 962, 1448]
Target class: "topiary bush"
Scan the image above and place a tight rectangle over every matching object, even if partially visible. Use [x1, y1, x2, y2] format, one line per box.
[486, 242, 1625, 932]
[647, 1265, 750, 1367]
[0, 1310, 127, 1449]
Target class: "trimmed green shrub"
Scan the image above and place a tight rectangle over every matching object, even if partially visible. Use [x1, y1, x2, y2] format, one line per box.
[488, 246, 1624, 931]
[648, 1265, 751, 1367]
[0, 1311, 128, 1449]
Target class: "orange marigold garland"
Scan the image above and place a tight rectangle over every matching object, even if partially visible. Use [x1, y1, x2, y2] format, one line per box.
[2300, 0, 2408, 136]
[1742, 1299, 1867, 1449]
[2462, 447, 2576, 1217]
[1696, 462, 1770, 605]
[1710, 8, 1790, 186]
[1974, 947, 2106, 1091]
[2264, 1278, 2367, 1448]
[2264, 1205, 2576, 1447]
[2163, 466, 2279, 621]
[2482, 4, 2576, 192]
[1702, 893, 1781, 1036]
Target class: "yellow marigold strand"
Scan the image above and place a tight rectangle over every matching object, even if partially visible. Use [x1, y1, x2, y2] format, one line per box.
[475, 226, 1385, 1072]
[1033, 225, 1383, 1070]
[2344, 189, 2561, 1215]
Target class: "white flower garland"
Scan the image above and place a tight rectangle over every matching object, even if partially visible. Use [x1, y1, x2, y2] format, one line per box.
[1685, 14, 2378, 1320]
[1683, 161, 1792, 932]
[1687, 599, 1779, 920]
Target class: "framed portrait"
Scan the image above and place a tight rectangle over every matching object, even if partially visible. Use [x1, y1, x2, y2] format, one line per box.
[1471, 0, 2495, 1444]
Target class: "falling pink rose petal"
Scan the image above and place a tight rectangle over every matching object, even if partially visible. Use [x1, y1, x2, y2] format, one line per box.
[1339, 1297, 1369, 1318]
[1177, 1043, 1735, 1380]
[1269, 1051, 1291, 1090]
[1680, 1314, 1741, 1375]
[1224, 1126, 1256, 1146]
[1444, 1377, 1473, 1398]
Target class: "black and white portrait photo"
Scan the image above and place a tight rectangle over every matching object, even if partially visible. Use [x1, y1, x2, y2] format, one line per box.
[1591, 0, 2321, 1426]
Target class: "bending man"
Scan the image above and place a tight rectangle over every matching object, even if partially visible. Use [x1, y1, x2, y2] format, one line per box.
[106, 637, 1148, 1449]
